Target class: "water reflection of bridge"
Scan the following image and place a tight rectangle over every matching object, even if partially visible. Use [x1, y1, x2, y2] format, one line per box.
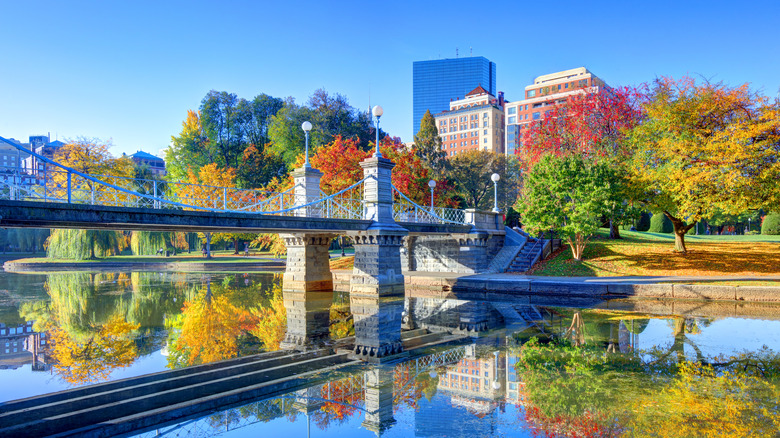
[0, 288, 556, 437]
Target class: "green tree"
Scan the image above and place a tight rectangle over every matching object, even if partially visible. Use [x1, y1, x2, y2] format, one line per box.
[267, 98, 318, 167]
[449, 150, 520, 210]
[46, 229, 124, 260]
[412, 110, 447, 172]
[166, 110, 211, 182]
[516, 154, 618, 261]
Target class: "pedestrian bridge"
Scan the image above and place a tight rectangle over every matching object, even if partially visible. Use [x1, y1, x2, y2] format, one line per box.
[0, 139, 527, 362]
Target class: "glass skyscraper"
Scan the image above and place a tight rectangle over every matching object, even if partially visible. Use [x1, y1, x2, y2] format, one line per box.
[412, 56, 496, 136]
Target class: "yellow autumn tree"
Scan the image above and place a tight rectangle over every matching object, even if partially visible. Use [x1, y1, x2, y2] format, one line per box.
[48, 314, 140, 385]
[174, 285, 260, 365]
[249, 281, 287, 351]
[628, 77, 780, 252]
[628, 361, 780, 437]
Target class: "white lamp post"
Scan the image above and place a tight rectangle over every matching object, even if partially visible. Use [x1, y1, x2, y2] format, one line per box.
[372, 105, 383, 158]
[492, 350, 501, 390]
[428, 179, 436, 212]
[301, 121, 312, 168]
[491, 173, 500, 213]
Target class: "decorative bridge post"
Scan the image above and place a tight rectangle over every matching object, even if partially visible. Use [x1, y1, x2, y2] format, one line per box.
[280, 165, 333, 350]
[347, 155, 408, 361]
[292, 166, 324, 217]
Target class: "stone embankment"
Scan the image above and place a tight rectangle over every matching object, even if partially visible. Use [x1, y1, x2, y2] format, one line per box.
[333, 270, 780, 303]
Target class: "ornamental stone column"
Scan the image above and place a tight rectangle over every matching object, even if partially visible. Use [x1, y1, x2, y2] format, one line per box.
[348, 156, 408, 361]
[292, 166, 323, 218]
[280, 233, 335, 350]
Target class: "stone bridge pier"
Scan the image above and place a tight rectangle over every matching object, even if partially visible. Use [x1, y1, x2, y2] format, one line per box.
[362, 366, 396, 435]
[279, 233, 335, 350]
[279, 165, 336, 350]
[347, 156, 408, 361]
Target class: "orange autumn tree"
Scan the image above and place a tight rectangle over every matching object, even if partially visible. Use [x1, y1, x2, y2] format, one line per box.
[48, 315, 140, 385]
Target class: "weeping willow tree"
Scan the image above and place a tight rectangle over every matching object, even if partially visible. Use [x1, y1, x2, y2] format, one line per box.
[46, 229, 125, 260]
[130, 231, 175, 255]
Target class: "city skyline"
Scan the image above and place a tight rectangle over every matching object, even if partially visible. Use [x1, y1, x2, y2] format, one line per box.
[1, 0, 779, 157]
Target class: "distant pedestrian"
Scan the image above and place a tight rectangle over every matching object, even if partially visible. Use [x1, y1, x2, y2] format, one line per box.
[244, 242, 249, 257]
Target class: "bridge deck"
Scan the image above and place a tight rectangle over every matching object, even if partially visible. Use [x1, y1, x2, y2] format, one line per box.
[0, 200, 471, 234]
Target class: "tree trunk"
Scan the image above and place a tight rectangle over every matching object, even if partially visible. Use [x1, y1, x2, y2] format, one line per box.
[568, 233, 585, 261]
[609, 219, 621, 239]
[205, 232, 212, 259]
[233, 237, 239, 255]
[664, 211, 695, 253]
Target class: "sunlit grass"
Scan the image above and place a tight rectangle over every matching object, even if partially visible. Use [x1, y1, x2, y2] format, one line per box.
[528, 229, 780, 277]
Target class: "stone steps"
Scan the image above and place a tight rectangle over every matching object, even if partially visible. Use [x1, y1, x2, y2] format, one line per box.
[0, 349, 357, 438]
[508, 240, 545, 273]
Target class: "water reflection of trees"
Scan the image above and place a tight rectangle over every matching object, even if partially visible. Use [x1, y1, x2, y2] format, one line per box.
[16, 272, 281, 383]
[514, 310, 780, 437]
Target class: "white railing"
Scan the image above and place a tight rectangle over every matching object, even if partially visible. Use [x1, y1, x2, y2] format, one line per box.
[391, 185, 466, 225]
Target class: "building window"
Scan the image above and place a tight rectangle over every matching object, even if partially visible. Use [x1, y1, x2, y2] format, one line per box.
[565, 83, 569, 89]
[527, 90, 536, 98]
[508, 107, 516, 115]
[441, 127, 446, 133]
[483, 121, 488, 127]
[533, 102, 543, 108]
[484, 138, 487, 143]
[508, 116, 516, 124]
[483, 112, 488, 118]
[533, 112, 541, 120]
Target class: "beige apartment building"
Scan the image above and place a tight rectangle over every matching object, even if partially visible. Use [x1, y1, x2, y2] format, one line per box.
[434, 86, 506, 156]
[504, 67, 608, 156]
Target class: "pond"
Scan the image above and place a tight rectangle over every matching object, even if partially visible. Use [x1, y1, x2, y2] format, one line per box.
[1, 270, 779, 437]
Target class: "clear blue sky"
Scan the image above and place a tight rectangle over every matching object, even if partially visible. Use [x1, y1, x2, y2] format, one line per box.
[2, 0, 778, 157]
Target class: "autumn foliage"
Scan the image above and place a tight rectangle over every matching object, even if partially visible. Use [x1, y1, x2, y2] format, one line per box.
[48, 315, 140, 384]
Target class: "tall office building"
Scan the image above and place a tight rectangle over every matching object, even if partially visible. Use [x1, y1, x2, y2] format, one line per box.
[413, 56, 496, 136]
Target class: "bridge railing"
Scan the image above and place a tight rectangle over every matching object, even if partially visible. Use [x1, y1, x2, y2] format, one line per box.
[391, 185, 466, 225]
[0, 138, 467, 224]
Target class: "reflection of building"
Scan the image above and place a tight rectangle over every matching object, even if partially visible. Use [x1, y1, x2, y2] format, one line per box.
[0, 321, 49, 371]
[504, 67, 608, 156]
[434, 86, 506, 156]
[413, 56, 496, 136]
[436, 348, 505, 402]
[128, 151, 166, 177]
[504, 352, 528, 406]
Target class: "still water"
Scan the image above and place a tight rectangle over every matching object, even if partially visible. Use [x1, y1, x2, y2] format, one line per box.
[1, 271, 779, 437]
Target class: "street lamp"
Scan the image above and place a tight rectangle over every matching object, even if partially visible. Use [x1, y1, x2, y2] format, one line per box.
[428, 180, 436, 212]
[491, 173, 500, 213]
[372, 105, 383, 158]
[301, 121, 312, 168]
[492, 350, 501, 390]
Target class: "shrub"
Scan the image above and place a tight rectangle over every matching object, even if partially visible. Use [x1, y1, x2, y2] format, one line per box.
[648, 213, 674, 233]
[636, 212, 651, 232]
[761, 212, 780, 235]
